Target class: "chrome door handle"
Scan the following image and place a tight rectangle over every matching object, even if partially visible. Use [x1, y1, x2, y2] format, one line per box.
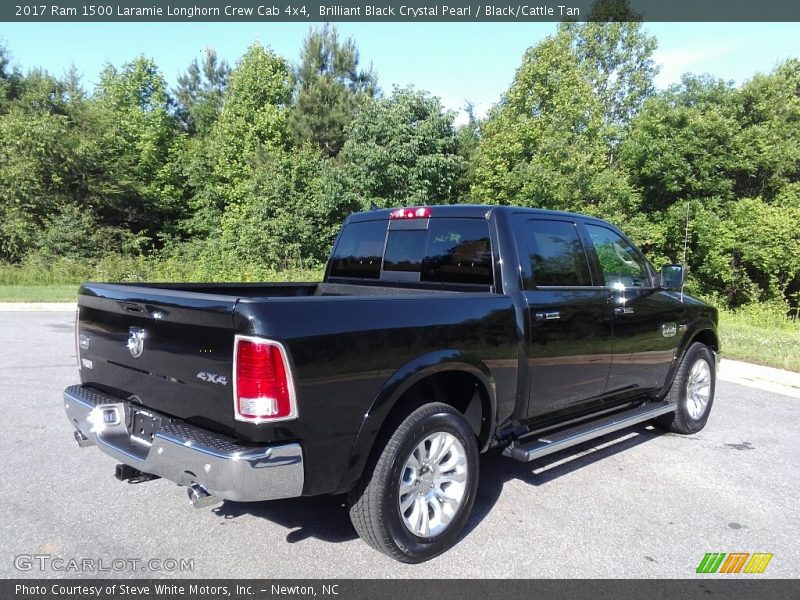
[614, 306, 635, 315]
[534, 311, 561, 321]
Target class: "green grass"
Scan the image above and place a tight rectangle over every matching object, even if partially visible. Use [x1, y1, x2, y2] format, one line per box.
[0, 285, 79, 302]
[718, 305, 800, 372]
[0, 255, 324, 303]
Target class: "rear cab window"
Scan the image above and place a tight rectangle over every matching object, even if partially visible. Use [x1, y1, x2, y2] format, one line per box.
[329, 217, 494, 288]
[328, 220, 387, 279]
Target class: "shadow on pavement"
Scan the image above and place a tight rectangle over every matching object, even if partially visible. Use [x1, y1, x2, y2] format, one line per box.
[213, 494, 358, 544]
[463, 424, 666, 539]
[210, 424, 666, 548]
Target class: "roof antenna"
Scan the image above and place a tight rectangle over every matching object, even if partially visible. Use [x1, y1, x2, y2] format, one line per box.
[681, 202, 690, 303]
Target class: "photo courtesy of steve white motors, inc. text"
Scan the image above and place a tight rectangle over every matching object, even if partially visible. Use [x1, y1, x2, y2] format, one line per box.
[14, 583, 296, 597]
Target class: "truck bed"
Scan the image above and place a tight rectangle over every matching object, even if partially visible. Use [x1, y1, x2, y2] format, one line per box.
[96, 281, 472, 299]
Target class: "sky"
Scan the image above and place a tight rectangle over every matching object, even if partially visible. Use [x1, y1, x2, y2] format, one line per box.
[1, 22, 799, 124]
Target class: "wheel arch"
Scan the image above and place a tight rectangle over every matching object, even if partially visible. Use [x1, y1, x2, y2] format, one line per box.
[334, 350, 497, 494]
[690, 327, 720, 353]
[660, 319, 720, 399]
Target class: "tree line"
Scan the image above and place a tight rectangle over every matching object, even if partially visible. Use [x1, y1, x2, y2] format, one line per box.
[0, 12, 798, 308]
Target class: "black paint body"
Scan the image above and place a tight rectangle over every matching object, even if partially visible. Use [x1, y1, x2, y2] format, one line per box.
[75, 206, 719, 497]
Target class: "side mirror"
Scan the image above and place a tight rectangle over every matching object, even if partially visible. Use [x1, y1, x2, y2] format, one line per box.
[660, 264, 685, 290]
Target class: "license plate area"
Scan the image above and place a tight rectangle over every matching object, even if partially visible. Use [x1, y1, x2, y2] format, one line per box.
[129, 408, 163, 446]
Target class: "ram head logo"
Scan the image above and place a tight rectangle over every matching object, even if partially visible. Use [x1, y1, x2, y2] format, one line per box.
[127, 327, 145, 359]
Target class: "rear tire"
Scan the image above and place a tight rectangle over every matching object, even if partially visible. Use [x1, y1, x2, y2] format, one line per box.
[655, 342, 716, 434]
[347, 402, 479, 563]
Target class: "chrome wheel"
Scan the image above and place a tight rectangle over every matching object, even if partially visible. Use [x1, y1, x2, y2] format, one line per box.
[686, 358, 712, 419]
[398, 432, 468, 538]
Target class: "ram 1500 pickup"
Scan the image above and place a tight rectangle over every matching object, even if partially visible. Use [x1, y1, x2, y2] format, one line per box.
[65, 205, 719, 562]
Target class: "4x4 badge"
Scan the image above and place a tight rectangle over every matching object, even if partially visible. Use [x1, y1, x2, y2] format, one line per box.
[197, 371, 228, 385]
[127, 327, 145, 358]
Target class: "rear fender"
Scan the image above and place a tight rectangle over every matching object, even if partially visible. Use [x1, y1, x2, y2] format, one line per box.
[333, 349, 496, 494]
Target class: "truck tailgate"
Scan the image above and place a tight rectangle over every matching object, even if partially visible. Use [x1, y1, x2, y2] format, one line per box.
[77, 284, 239, 435]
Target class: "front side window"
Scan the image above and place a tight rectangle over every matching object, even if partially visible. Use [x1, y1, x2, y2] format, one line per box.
[585, 224, 649, 288]
[523, 219, 592, 287]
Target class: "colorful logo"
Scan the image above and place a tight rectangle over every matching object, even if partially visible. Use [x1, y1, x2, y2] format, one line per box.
[696, 552, 773, 574]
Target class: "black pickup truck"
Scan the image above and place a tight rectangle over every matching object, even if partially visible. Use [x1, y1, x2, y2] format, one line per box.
[65, 205, 719, 563]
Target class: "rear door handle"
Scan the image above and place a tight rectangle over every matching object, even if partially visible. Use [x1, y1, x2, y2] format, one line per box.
[534, 311, 561, 321]
[614, 306, 635, 315]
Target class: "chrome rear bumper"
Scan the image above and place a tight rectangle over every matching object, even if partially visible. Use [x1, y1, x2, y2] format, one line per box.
[63, 385, 304, 502]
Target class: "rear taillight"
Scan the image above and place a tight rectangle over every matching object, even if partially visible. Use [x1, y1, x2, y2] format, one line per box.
[233, 335, 297, 423]
[390, 207, 431, 219]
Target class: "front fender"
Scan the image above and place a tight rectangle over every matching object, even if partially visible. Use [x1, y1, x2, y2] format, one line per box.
[660, 314, 719, 397]
[333, 349, 497, 494]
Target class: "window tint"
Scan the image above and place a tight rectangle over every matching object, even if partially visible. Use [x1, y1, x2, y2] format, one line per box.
[421, 219, 492, 285]
[382, 218, 492, 285]
[329, 220, 387, 279]
[383, 229, 427, 272]
[524, 220, 592, 287]
[585, 224, 648, 288]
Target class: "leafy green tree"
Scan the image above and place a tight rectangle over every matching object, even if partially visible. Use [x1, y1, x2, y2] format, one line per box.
[453, 102, 482, 201]
[620, 75, 741, 213]
[87, 56, 181, 241]
[218, 148, 357, 268]
[0, 42, 22, 110]
[0, 107, 78, 259]
[733, 59, 800, 200]
[174, 48, 230, 134]
[33, 204, 115, 260]
[340, 87, 465, 206]
[693, 198, 800, 306]
[0, 42, 10, 80]
[619, 62, 800, 305]
[182, 43, 293, 236]
[0, 64, 87, 260]
[208, 43, 291, 185]
[472, 31, 623, 211]
[472, 9, 657, 211]
[291, 24, 377, 157]
[563, 0, 658, 131]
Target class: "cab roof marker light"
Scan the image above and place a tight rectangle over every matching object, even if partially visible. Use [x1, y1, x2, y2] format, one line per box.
[390, 207, 431, 219]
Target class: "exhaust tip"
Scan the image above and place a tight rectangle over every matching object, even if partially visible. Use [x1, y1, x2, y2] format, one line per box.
[187, 484, 221, 509]
[74, 429, 93, 448]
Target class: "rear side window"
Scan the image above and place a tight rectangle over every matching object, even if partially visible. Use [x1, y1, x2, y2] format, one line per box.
[523, 219, 592, 287]
[329, 220, 387, 279]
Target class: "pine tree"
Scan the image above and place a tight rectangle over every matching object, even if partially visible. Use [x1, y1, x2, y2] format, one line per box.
[174, 48, 230, 134]
[291, 24, 377, 157]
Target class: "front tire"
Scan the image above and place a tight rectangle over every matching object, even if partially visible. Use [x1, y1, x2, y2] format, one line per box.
[655, 342, 716, 434]
[348, 402, 479, 563]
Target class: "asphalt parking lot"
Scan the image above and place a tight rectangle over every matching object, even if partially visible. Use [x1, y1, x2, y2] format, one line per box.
[1, 311, 797, 578]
